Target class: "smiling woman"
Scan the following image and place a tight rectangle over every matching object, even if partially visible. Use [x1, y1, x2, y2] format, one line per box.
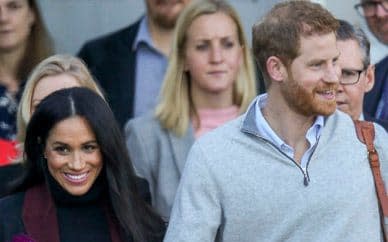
[44, 116, 103, 196]
[0, 87, 165, 242]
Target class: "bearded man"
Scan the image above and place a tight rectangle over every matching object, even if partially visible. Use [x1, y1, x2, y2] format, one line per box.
[164, 1, 388, 241]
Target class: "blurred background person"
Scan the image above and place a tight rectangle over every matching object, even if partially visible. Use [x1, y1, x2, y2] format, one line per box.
[364, 53, 388, 124]
[78, 0, 192, 128]
[0, 54, 104, 198]
[0, 0, 53, 151]
[0, 87, 165, 242]
[354, 0, 388, 64]
[335, 20, 388, 130]
[354, 0, 388, 130]
[125, 0, 257, 221]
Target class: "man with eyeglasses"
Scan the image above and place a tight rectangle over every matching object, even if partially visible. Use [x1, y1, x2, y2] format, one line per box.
[164, 2, 388, 242]
[335, 19, 388, 131]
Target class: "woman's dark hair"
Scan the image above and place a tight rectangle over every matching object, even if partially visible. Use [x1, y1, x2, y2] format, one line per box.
[19, 0, 54, 81]
[17, 87, 165, 241]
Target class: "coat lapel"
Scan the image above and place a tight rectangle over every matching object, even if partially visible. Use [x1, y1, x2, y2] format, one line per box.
[22, 183, 60, 242]
[22, 183, 124, 242]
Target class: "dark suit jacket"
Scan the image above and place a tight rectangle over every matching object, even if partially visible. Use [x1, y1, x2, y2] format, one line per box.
[363, 56, 388, 131]
[364, 113, 388, 132]
[78, 20, 141, 128]
[0, 163, 24, 198]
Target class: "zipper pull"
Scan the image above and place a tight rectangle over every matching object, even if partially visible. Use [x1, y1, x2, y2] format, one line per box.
[303, 169, 310, 186]
[303, 176, 309, 187]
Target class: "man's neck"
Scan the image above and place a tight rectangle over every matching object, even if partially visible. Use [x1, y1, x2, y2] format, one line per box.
[263, 91, 316, 163]
[147, 18, 174, 57]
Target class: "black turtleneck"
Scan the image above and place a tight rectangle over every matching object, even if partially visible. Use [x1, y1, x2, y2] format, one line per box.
[46, 171, 113, 242]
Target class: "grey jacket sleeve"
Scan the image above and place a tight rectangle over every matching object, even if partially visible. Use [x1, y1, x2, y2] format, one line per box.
[125, 120, 152, 183]
[164, 142, 222, 242]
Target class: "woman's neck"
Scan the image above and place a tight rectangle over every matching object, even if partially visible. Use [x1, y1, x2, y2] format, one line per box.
[0, 44, 27, 92]
[191, 88, 234, 110]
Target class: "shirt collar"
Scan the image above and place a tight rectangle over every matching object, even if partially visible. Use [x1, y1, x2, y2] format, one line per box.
[241, 93, 324, 145]
[132, 16, 154, 51]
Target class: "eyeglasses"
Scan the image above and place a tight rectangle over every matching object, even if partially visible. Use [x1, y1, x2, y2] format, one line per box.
[354, 0, 388, 17]
[340, 68, 366, 85]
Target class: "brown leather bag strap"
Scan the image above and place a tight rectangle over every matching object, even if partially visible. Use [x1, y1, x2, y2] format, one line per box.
[354, 120, 388, 216]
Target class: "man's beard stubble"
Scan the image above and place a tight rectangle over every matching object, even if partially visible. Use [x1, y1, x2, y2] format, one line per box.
[280, 73, 338, 117]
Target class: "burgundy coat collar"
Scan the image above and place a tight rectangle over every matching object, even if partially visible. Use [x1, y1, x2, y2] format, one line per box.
[22, 183, 122, 242]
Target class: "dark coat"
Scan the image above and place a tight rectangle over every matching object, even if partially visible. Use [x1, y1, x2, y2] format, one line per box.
[0, 163, 24, 198]
[0, 177, 151, 242]
[364, 56, 388, 131]
[78, 20, 141, 128]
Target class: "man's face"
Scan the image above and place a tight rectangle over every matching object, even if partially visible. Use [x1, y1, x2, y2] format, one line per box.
[336, 39, 375, 120]
[362, 0, 388, 45]
[145, 0, 191, 29]
[281, 33, 340, 117]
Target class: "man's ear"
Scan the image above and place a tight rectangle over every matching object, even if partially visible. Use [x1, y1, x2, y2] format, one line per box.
[364, 64, 375, 93]
[266, 56, 287, 83]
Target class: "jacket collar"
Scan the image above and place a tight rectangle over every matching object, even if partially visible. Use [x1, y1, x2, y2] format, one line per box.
[240, 96, 326, 138]
[22, 183, 122, 242]
[240, 97, 262, 137]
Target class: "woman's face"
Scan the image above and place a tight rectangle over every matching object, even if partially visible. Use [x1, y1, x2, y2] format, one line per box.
[44, 116, 103, 196]
[0, 0, 35, 51]
[31, 74, 80, 114]
[184, 12, 242, 97]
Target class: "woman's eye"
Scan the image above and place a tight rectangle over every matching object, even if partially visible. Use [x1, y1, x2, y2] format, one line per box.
[54, 146, 70, 155]
[222, 41, 235, 49]
[8, 2, 22, 10]
[196, 44, 208, 51]
[313, 63, 322, 67]
[83, 144, 98, 153]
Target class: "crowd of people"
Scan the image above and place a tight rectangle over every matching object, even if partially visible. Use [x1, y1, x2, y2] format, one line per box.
[0, 0, 387, 241]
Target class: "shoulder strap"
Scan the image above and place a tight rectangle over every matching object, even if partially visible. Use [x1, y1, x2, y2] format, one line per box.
[354, 120, 388, 216]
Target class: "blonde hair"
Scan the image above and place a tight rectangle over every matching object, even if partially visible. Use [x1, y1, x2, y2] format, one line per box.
[16, 54, 104, 144]
[155, 0, 257, 136]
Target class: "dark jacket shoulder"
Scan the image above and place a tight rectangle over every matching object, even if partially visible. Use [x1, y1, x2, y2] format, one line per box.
[0, 192, 25, 241]
[78, 19, 141, 66]
[0, 163, 25, 198]
[364, 113, 388, 132]
[364, 55, 388, 118]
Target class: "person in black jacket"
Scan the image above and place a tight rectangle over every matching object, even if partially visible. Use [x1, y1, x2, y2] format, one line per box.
[363, 55, 388, 129]
[0, 87, 165, 242]
[78, 0, 192, 128]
